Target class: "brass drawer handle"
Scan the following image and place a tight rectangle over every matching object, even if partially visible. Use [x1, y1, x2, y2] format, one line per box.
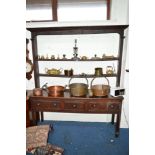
[53, 103, 57, 107]
[91, 104, 97, 108]
[72, 104, 77, 108]
[110, 105, 114, 109]
[37, 103, 40, 106]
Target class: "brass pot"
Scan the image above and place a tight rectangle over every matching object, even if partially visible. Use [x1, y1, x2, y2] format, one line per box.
[91, 77, 110, 97]
[69, 77, 88, 97]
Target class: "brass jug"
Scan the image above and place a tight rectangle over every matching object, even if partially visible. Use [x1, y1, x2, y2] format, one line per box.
[94, 68, 103, 76]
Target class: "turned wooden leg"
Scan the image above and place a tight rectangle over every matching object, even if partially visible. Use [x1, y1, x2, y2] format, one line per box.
[41, 112, 44, 122]
[115, 112, 121, 137]
[32, 111, 37, 126]
[36, 112, 40, 121]
[111, 114, 115, 124]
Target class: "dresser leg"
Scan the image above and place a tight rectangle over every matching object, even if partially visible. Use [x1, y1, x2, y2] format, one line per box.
[115, 132, 119, 137]
[115, 112, 121, 137]
[111, 114, 115, 124]
[36, 112, 40, 121]
[41, 112, 44, 122]
[32, 111, 37, 126]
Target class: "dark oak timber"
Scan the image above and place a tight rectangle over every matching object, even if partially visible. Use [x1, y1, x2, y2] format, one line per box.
[38, 74, 117, 78]
[37, 58, 119, 61]
[27, 25, 128, 88]
[111, 114, 115, 124]
[116, 34, 126, 86]
[31, 36, 40, 88]
[29, 92, 124, 137]
[27, 25, 128, 36]
[26, 99, 30, 127]
[27, 25, 128, 137]
[107, 0, 111, 20]
[52, 0, 58, 21]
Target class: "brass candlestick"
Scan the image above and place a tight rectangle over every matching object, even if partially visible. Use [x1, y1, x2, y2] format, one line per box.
[72, 39, 80, 60]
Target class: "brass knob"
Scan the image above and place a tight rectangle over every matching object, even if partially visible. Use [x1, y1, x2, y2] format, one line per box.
[53, 103, 57, 107]
[73, 104, 77, 108]
[91, 104, 96, 108]
[110, 105, 114, 109]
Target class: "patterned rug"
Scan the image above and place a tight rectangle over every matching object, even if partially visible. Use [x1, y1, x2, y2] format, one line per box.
[27, 121, 129, 155]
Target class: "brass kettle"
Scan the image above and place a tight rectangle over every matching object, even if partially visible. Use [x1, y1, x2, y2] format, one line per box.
[45, 68, 63, 75]
[106, 66, 115, 74]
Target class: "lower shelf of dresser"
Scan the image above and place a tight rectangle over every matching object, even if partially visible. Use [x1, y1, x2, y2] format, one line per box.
[29, 96, 123, 137]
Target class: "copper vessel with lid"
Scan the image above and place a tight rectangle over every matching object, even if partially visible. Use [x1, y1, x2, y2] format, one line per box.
[33, 88, 43, 96]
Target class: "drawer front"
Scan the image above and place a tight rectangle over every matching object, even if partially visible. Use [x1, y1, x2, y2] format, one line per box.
[87, 101, 107, 112]
[107, 103, 121, 112]
[64, 101, 85, 112]
[30, 100, 63, 111]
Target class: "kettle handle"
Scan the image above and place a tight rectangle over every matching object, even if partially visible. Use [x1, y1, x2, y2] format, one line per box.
[68, 77, 88, 87]
[106, 66, 113, 70]
[90, 77, 110, 89]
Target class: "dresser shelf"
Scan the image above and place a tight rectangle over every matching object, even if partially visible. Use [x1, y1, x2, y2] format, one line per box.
[38, 73, 117, 78]
[37, 57, 119, 61]
[27, 25, 128, 88]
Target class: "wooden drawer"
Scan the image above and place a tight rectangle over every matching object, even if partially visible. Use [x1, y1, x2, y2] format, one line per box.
[107, 103, 121, 112]
[87, 101, 107, 112]
[64, 100, 85, 112]
[30, 100, 63, 111]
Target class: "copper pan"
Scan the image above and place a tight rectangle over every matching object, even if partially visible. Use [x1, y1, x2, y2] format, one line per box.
[48, 85, 65, 97]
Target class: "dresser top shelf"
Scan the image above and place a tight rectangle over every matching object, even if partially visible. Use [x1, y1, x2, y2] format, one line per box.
[27, 25, 129, 35]
[27, 25, 129, 88]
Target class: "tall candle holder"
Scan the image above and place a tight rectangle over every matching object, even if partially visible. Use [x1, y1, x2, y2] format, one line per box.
[72, 39, 80, 60]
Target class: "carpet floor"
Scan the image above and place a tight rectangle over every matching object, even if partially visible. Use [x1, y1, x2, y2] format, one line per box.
[27, 121, 129, 155]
